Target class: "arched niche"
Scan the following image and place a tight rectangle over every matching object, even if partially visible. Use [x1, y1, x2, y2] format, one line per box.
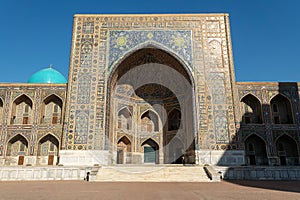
[37, 134, 59, 165]
[6, 134, 29, 165]
[142, 138, 159, 164]
[244, 134, 268, 166]
[117, 136, 132, 164]
[168, 108, 181, 131]
[11, 94, 33, 125]
[270, 94, 294, 124]
[106, 46, 196, 165]
[117, 107, 132, 131]
[41, 94, 63, 124]
[241, 94, 263, 124]
[141, 110, 159, 133]
[276, 134, 299, 166]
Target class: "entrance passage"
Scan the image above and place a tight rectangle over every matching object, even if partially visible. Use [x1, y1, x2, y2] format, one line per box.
[108, 47, 196, 164]
[144, 146, 156, 163]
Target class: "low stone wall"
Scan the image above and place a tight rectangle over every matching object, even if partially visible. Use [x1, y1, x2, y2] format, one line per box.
[220, 166, 300, 180]
[0, 166, 91, 181]
[197, 150, 245, 166]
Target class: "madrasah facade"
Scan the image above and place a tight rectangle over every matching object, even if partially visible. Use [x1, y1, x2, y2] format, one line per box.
[0, 13, 299, 167]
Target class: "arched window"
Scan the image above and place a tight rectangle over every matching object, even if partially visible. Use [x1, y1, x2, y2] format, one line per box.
[270, 94, 294, 124]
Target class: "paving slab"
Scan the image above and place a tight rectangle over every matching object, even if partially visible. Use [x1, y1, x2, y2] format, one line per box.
[0, 180, 299, 200]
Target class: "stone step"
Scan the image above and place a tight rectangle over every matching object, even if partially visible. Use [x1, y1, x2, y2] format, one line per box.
[94, 165, 214, 182]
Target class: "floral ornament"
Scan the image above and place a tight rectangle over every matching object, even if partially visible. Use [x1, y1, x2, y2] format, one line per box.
[147, 32, 154, 39]
[115, 35, 130, 50]
[171, 34, 187, 49]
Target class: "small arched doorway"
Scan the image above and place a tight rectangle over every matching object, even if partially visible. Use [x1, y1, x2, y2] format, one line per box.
[37, 134, 59, 165]
[117, 136, 131, 164]
[276, 135, 299, 166]
[244, 134, 268, 165]
[142, 139, 159, 164]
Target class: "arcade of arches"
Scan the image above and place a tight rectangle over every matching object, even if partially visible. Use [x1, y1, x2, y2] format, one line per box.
[0, 90, 65, 166]
[1, 14, 300, 168]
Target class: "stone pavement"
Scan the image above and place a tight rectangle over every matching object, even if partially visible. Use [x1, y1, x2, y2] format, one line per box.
[0, 180, 299, 200]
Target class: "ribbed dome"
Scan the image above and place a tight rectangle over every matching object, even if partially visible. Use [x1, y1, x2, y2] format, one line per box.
[28, 67, 67, 84]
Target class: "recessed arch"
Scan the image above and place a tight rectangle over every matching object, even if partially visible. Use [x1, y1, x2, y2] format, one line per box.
[7, 133, 29, 147]
[13, 94, 33, 108]
[41, 94, 63, 124]
[117, 135, 132, 164]
[275, 134, 299, 166]
[117, 106, 132, 116]
[108, 41, 194, 83]
[38, 133, 60, 146]
[270, 94, 294, 124]
[168, 108, 181, 131]
[6, 134, 29, 163]
[11, 94, 33, 125]
[37, 133, 59, 165]
[43, 94, 63, 107]
[240, 93, 262, 104]
[117, 135, 131, 152]
[241, 93, 263, 124]
[244, 134, 268, 165]
[106, 46, 197, 165]
[117, 107, 132, 131]
[141, 110, 159, 132]
[142, 138, 159, 164]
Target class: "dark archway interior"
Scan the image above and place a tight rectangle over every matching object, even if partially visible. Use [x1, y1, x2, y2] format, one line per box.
[245, 135, 268, 165]
[276, 135, 299, 165]
[270, 94, 294, 124]
[241, 94, 262, 124]
[106, 47, 196, 164]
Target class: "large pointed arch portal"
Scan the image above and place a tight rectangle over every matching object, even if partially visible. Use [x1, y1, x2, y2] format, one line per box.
[106, 47, 197, 164]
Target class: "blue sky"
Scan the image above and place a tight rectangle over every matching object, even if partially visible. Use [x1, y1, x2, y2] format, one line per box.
[0, 0, 299, 82]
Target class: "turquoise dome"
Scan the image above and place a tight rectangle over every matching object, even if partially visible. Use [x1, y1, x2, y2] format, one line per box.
[28, 67, 67, 84]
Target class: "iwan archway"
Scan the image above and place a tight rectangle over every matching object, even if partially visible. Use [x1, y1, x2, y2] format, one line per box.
[106, 46, 197, 165]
